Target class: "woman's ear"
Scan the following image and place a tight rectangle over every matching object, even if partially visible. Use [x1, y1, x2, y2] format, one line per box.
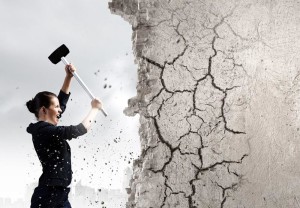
[41, 107, 47, 114]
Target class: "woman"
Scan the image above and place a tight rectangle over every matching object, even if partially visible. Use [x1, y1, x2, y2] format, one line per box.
[26, 64, 102, 208]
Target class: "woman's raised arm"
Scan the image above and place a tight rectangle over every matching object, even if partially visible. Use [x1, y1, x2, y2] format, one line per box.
[61, 64, 76, 94]
[81, 98, 102, 131]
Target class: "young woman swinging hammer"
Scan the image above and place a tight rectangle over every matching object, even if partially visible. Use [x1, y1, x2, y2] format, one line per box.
[26, 64, 102, 208]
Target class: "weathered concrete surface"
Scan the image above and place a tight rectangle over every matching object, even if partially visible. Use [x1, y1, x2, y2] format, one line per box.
[109, 0, 300, 207]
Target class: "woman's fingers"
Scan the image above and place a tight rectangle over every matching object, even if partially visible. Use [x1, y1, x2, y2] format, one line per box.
[91, 98, 102, 110]
[67, 64, 76, 72]
[65, 64, 76, 77]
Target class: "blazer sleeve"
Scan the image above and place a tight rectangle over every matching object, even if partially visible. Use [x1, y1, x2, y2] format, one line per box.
[40, 123, 87, 141]
[57, 90, 71, 115]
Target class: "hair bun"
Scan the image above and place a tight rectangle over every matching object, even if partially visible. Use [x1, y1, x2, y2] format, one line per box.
[26, 99, 35, 113]
[26, 91, 56, 118]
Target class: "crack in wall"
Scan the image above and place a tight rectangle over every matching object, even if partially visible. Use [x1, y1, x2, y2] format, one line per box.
[110, 1, 254, 207]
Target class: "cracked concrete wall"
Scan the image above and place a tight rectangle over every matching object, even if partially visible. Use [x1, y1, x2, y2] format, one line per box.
[109, 0, 300, 207]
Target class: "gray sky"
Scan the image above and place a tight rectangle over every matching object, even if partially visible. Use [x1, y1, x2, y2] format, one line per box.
[0, 0, 140, 200]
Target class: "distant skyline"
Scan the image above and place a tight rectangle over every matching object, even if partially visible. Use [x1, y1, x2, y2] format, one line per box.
[0, 0, 140, 201]
[0, 179, 129, 208]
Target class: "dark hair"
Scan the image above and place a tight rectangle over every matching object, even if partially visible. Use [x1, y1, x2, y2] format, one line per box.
[26, 91, 57, 118]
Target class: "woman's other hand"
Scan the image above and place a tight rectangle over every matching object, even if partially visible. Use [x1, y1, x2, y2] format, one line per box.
[82, 98, 103, 130]
[91, 98, 102, 110]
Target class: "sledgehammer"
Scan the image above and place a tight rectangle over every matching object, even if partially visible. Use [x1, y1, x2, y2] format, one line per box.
[48, 44, 108, 117]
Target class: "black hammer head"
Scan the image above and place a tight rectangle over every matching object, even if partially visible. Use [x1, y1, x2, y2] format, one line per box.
[48, 44, 69, 64]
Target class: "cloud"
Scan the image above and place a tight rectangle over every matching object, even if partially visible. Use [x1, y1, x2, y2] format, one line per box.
[0, 0, 140, 199]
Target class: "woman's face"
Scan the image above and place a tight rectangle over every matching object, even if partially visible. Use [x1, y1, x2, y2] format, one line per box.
[45, 97, 62, 125]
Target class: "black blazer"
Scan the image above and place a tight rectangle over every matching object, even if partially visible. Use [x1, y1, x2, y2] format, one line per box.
[27, 91, 87, 187]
